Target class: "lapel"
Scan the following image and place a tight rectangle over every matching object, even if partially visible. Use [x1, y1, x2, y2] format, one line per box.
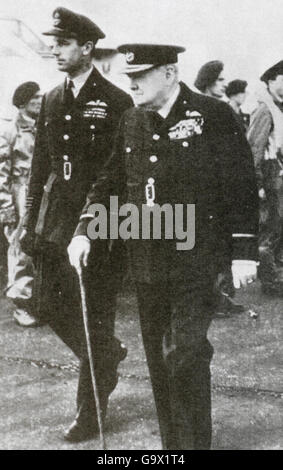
[161, 83, 196, 132]
[46, 82, 65, 118]
[47, 68, 101, 118]
[74, 68, 99, 108]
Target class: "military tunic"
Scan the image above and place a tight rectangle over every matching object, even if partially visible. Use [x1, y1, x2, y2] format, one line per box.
[75, 82, 258, 449]
[22, 67, 132, 424]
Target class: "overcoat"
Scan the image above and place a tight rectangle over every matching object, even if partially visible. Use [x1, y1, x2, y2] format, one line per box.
[75, 82, 258, 285]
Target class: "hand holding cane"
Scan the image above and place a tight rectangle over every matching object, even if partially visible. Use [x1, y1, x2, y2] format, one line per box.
[68, 237, 106, 448]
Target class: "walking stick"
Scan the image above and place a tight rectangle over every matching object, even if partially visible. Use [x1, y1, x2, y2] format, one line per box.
[77, 266, 107, 450]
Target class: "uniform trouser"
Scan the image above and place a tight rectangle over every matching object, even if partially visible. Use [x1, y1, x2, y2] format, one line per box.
[136, 281, 214, 450]
[258, 176, 283, 290]
[36, 243, 123, 426]
[5, 182, 33, 309]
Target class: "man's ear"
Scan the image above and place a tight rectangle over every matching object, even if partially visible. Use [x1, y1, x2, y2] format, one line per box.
[82, 41, 94, 56]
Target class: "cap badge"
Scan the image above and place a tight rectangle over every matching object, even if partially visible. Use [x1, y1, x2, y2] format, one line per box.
[126, 52, 135, 64]
[53, 12, 61, 26]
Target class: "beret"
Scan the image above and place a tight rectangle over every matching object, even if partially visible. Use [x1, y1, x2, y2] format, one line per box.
[42, 7, 105, 43]
[117, 43, 186, 74]
[261, 60, 283, 83]
[225, 79, 248, 98]
[13, 82, 40, 108]
[194, 60, 224, 93]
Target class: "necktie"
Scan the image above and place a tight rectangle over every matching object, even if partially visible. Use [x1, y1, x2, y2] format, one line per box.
[63, 80, 75, 109]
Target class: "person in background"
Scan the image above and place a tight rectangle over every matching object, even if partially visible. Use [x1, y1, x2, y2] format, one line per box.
[0, 82, 41, 327]
[194, 60, 226, 99]
[195, 61, 245, 316]
[247, 60, 283, 295]
[226, 79, 250, 132]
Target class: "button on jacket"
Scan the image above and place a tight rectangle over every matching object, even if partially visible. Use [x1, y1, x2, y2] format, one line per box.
[23, 67, 132, 248]
[74, 81, 259, 449]
[75, 82, 259, 284]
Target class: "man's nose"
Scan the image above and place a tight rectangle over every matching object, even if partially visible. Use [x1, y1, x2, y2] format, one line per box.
[130, 80, 138, 91]
[52, 45, 60, 56]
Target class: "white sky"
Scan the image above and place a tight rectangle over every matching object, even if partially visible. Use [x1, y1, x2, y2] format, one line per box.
[0, 0, 282, 90]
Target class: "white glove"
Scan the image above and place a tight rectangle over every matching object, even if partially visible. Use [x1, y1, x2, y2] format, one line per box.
[231, 260, 257, 289]
[67, 236, 91, 272]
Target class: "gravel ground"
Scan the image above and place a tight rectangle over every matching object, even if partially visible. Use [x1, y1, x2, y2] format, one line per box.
[0, 280, 282, 450]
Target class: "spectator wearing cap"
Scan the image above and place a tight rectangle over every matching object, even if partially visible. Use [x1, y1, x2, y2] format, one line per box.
[20, 7, 132, 442]
[0, 81, 41, 327]
[247, 60, 283, 295]
[194, 60, 226, 99]
[226, 79, 250, 132]
[69, 43, 258, 449]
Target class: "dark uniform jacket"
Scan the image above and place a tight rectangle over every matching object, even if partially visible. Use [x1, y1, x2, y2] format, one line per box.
[75, 82, 259, 285]
[23, 67, 132, 249]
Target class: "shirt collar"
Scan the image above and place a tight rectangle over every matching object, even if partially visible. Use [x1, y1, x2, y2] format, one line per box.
[67, 66, 94, 97]
[157, 84, 181, 119]
[17, 110, 36, 128]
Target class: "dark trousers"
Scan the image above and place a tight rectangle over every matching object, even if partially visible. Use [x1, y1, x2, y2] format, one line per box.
[136, 281, 214, 450]
[35, 243, 123, 425]
[259, 161, 283, 291]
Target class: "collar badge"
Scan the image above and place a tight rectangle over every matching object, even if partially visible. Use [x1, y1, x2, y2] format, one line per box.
[126, 52, 135, 63]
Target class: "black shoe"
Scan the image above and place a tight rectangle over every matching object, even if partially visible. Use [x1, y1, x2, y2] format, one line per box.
[119, 343, 128, 362]
[64, 419, 99, 443]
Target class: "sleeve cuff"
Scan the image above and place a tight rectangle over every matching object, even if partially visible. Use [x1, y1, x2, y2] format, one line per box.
[232, 260, 258, 267]
[232, 234, 258, 261]
[73, 235, 91, 243]
[73, 218, 90, 238]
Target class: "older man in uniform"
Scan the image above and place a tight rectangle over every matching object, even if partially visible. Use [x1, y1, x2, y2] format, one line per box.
[21, 7, 132, 442]
[68, 44, 258, 449]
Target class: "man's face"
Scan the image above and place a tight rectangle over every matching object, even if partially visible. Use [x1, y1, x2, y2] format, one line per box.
[234, 91, 247, 106]
[50, 37, 85, 73]
[127, 66, 172, 110]
[24, 92, 42, 119]
[208, 70, 226, 99]
[269, 74, 283, 100]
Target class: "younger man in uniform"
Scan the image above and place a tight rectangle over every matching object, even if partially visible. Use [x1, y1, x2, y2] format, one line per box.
[21, 8, 132, 442]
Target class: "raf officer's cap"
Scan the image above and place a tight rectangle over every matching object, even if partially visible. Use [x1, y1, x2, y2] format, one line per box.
[261, 60, 283, 83]
[117, 43, 186, 74]
[43, 7, 105, 44]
